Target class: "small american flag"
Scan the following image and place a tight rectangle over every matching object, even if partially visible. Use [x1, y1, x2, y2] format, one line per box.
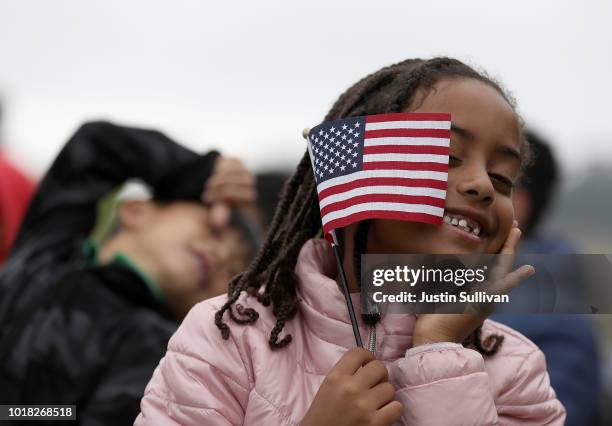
[307, 112, 451, 242]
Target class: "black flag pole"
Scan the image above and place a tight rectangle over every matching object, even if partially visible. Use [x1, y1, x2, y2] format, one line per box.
[332, 241, 363, 347]
[303, 128, 363, 348]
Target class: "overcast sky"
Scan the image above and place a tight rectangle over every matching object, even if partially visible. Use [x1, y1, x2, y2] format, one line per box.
[1, 0, 611, 177]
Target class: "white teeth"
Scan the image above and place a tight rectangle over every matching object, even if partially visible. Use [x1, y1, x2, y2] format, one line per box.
[444, 213, 483, 237]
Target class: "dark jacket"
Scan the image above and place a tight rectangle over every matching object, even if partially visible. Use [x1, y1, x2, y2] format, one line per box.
[0, 122, 218, 425]
[493, 235, 601, 426]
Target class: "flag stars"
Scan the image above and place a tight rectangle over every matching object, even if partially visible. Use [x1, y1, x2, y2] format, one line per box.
[342, 124, 348, 130]
[341, 134, 347, 140]
[348, 128, 354, 134]
[330, 126, 336, 133]
[354, 122, 360, 128]
[352, 162, 357, 167]
[340, 165, 346, 171]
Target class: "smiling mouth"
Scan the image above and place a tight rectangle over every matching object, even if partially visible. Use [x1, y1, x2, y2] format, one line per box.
[443, 213, 485, 238]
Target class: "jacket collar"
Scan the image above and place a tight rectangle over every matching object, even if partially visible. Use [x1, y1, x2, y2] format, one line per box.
[295, 238, 415, 360]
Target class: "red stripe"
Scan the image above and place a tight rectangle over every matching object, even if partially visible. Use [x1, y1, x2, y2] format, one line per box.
[365, 128, 451, 139]
[364, 145, 449, 155]
[323, 210, 442, 234]
[318, 177, 448, 200]
[320, 194, 446, 217]
[363, 161, 449, 172]
[366, 113, 451, 123]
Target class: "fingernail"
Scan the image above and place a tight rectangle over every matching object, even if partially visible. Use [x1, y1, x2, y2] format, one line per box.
[526, 265, 536, 276]
[512, 220, 518, 227]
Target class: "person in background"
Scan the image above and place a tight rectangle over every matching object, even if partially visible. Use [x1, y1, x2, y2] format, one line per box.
[493, 129, 601, 425]
[0, 153, 35, 265]
[0, 121, 258, 424]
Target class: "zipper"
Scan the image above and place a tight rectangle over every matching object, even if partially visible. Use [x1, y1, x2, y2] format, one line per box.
[362, 292, 381, 355]
[367, 324, 377, 354]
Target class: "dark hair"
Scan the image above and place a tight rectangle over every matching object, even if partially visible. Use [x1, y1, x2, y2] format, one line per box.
[517, 130, 559, 237]
[215, 57, 525, 354]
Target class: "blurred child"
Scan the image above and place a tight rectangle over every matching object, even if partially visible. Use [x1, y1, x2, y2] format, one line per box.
[137, 58, 566, 425]
[494, 130, 600, 425]
[0, 153, 35, 264]
[0, 121, 258, 424]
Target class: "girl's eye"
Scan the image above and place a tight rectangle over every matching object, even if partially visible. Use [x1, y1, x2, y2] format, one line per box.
[449, 155, 461, 164]
[490, 174, 515, 193]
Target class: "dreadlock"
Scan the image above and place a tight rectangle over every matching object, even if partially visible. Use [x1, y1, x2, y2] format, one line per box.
[215, 57, 527, 355]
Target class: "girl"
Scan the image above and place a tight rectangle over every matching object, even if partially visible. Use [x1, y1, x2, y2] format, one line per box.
[136, 58, 566, 425]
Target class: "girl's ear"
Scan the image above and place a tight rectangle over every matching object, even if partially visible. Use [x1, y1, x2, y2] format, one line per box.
[116, 200, 156, 231]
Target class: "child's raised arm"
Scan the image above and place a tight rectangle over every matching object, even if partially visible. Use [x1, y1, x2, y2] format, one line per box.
[12, 121, 218, 261]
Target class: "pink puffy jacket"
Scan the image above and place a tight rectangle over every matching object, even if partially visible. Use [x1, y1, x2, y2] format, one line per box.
[136, 239, 565, 425]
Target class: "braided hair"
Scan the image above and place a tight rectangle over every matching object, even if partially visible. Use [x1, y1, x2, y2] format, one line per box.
[215, 57, 526, 354]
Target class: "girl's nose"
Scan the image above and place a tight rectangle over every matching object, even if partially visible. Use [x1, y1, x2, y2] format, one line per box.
[456, 167, 495, 205]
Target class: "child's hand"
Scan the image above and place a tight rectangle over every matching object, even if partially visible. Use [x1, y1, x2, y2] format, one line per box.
[301, 348, 403, 426]
[412, 220, 535, 347]
[202, 156, 256, 230]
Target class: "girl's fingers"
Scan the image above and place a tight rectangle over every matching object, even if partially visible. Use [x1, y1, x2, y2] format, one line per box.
[464, 264, 535, 315]
[486, 264, 535, 296]
[366, 382, 396, 410]
[353, 359, 388, 389]
[499, 264, 536, 293]
[491, 221, 522, 280]
[500, 220, 521, 255]
[331, 348, 375, 375]
[375, 400, 404, 425]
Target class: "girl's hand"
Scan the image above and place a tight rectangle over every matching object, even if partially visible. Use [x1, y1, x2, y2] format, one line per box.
[412, 220, 535, 347]
[301, 348, 403, 426]
[202, 156, 257, 230]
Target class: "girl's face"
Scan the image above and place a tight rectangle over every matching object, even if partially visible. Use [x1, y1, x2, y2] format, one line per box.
[368, 78, 522, 254]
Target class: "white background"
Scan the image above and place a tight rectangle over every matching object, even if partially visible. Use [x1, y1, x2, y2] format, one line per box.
[1, 0, 611, 176]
